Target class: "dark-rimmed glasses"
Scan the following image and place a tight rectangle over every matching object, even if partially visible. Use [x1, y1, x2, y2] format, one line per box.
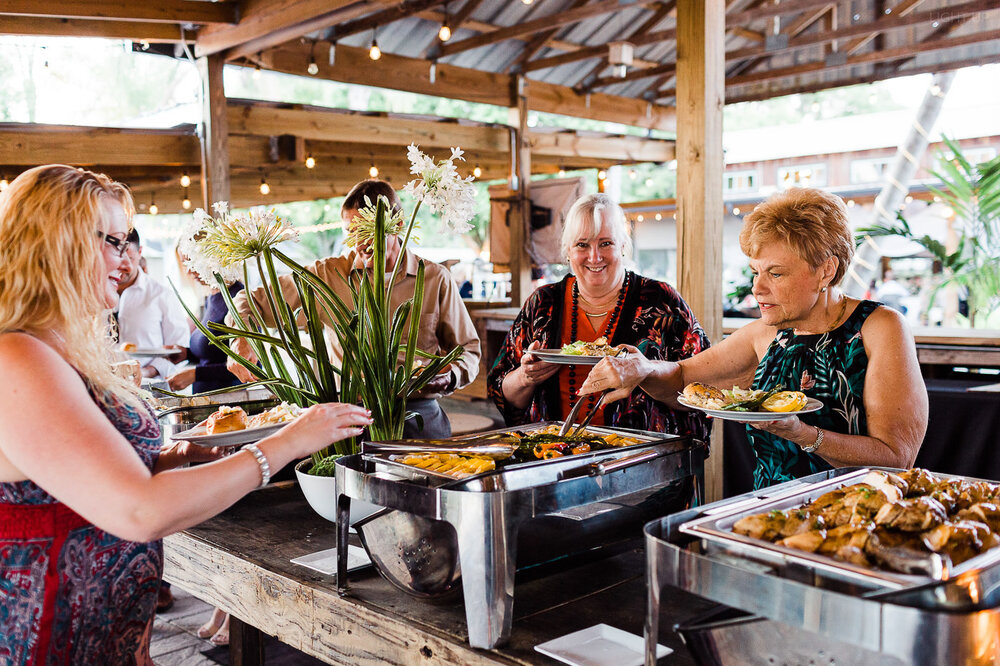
[96, 231, 133, 258]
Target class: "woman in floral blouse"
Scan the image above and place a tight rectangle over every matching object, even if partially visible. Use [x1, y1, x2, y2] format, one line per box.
[582, 188, 927, 489]
[488, 193, 710, 443]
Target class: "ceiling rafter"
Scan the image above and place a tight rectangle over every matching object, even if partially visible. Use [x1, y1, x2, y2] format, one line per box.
[506, 0, 591, 75]
[570, 1, 675, 87]
[845, 0, 925, 55]
[0, 0, 237, 25]
[324, 0, 447, 43]
[422, 0, 483, 59]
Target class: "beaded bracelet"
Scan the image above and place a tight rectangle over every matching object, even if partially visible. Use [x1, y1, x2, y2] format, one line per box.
[244, 443, 271, 488]
[801, 426, 824, 453]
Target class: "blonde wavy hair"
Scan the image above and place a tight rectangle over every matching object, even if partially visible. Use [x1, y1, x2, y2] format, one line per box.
[0, 165, 145, 409]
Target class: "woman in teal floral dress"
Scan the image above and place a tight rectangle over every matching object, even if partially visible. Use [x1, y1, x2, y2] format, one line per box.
[580, 188, 928, 489]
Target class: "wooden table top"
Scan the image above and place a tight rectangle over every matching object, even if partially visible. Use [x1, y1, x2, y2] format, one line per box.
[164, 481, 711, 665]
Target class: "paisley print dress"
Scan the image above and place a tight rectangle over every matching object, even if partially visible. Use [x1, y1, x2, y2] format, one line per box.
[0, 388, 163, 665]
[748, 300, 880, 489]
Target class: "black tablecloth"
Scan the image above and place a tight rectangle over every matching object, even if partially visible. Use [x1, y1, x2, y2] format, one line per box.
[723, 378, 1000, 496]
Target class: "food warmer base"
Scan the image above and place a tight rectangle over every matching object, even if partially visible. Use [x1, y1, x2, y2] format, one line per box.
[645, 467, 1000, 666]
[334, 422, 707, 649]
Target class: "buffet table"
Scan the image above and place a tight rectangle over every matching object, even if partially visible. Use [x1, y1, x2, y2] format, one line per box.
[163, 481, 714, 665]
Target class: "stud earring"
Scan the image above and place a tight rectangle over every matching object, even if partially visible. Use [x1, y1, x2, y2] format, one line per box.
[821, 286, 828, 293]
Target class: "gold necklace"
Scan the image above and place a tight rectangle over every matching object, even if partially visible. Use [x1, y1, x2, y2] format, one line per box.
[826, 296, 849, 332]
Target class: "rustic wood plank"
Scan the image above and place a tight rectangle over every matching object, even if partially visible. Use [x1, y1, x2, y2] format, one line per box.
[198, 53, 231, 208]
[527, 132, 674, 163]
[0, 0, 237, 24]
[508, 76, 532, 308]
[0, 127, 199, 165]
[675, 0, 724, 503]
[0, 16, 190, 40]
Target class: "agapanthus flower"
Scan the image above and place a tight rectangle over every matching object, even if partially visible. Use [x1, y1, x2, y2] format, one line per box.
[344, 195, 411, 249]
[180, 203, 297, 284]
[403, 144, 477, 234]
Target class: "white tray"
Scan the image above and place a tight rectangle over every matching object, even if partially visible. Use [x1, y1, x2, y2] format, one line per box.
[535, 624, 671, 666]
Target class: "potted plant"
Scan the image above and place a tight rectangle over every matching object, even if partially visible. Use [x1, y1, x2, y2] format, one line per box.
[176, 144, 477, 520]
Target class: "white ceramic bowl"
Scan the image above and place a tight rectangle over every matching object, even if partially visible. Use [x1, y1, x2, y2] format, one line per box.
[294, 458, 381, 525]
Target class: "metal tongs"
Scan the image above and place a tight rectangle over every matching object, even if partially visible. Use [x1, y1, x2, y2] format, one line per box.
[558, 347, 623, 437]
[362, 433, 517, 459]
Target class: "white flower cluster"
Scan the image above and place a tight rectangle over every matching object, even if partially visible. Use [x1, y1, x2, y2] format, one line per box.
[179, 201, 298, 285]
[402, 144, 477, 234]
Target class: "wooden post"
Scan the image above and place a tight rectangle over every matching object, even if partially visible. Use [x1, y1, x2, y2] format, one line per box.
[506, 75, 533, 306]
[197, 52, 230, 208]
[676, 0, 725, 502]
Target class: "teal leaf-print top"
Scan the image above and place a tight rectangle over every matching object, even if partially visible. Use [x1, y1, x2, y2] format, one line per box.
[748, 300, 880, 489]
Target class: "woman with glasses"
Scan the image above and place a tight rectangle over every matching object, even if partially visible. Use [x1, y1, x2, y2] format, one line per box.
[0, 165, 372, 664]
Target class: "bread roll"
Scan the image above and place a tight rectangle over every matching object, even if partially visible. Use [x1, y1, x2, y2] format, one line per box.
[206, 405, 248, 434]
[682, 382, 728, 409]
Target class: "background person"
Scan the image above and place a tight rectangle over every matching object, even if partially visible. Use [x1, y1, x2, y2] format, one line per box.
[487, 193, 710, 441]
[580, 188, 927, 489]
[227, 179, 481, 439]
[0, 165, 372, 663]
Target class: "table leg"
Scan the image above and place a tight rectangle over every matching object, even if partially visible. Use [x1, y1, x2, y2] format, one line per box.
[229, 615, 264, 666]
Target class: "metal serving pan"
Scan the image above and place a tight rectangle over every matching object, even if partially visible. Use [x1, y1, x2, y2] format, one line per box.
[679, 467, 1000, 591]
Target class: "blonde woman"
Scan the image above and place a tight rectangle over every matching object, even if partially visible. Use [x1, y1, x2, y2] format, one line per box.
[582, 188, 927, 489]
[0, 165, 371, 664]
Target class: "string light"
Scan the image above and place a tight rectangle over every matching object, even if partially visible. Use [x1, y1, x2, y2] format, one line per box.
[597, 170, 607, 180]
[0, 176, 8, 192]
[472, 165, 482, 178]
[369, 31, 381, 60]
[438, 19, 451, 42]
[182, 189, 192, 210]
[148, 195, 158, 216]
[558, 169, 566, 177]
[522, 0, 533, 4]
[307, 40, 319, 75]
[732, 207, 741, 215]
[654, 213, 662, 221]
[305, 154, 316, 169]
[369, 163, 379, 178]
[252, 64, 262, 80]
[259, 176, 270, 195]
[180, 172, 191, 188]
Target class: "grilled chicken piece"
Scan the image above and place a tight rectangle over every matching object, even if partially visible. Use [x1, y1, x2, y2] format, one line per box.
[957, 503, 1000, 532]
[816, 523, 873, 557]
[861, 470, 907, 500]
[842, 484, 895, 524]
[874, 497, 948, 532]
[778, 529, 827, 553]
[922, 520, 1000, 566]
[866, 527, 946, 577]
[956, 482, 999, 511]
[898, 468, 939, 497]
[733, 509, 822, 541]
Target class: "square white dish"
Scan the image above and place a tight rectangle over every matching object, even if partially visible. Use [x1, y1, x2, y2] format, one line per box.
[534, 623, 671, 666]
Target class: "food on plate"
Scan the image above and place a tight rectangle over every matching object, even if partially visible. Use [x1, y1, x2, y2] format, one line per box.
[731, 468, 1000, 574]
[395, 453, 496, 479]
[247, 402, 303, 428]
[205, 405, 249, 434]
[560, 336, 625, 357]
[120, 342, 137, 352]
[680, 382, 809, 413]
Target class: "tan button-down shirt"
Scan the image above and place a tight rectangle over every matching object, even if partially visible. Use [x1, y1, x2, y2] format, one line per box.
[230, 249, 480, 397]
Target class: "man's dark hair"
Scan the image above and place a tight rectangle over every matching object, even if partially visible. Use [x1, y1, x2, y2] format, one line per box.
[342, 180, 403, 217]
[126, 228, 140, 245]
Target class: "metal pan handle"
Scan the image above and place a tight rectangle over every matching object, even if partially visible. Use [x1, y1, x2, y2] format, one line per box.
[593, 448, 665, 475]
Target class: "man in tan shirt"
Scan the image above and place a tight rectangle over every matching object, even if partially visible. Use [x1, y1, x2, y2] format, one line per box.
[227, 180, 480, 438]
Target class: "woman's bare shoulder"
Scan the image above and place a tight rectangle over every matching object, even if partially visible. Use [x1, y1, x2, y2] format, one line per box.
[0, 332, 78, 384]
[860, 304, 910, 341]
[726, 318, 778, 357]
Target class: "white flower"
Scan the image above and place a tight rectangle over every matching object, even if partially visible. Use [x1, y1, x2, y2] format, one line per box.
[180, 203, 297, 284]
[403, 143, 477, 234]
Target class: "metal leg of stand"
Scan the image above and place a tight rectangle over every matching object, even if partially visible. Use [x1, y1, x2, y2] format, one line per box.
[336, 493, 351, 593]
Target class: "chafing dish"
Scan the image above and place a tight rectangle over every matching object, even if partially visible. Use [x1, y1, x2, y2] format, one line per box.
[334, 422, 706, 649]
[645, 467, 1000, 665]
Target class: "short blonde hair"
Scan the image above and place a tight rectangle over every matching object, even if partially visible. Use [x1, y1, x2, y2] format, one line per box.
[560, 193, 633, 260]
[0, 165, 144, 408]
[739, 188, 853, 285]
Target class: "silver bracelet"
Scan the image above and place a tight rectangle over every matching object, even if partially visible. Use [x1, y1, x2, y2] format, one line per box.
[801, 426, 824, 453]
[243, 443, 271, 488]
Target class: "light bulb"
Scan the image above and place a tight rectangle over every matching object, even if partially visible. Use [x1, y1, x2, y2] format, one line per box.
[473, 165, 482, 178]
[182, 197, 191, 210]
[617, 64, 627, 78]
[636, 214, 644, 222]
[305, 155, 316, 169]
[149, 203, 158, 215]
[307, 59, 319, 75]
[369, 40, 381, 61]
[252, 65, 262, 80]
[598, 170, 607, 180]
[438, 23, 451, 41]
[629, 169, 637, 179]
[655, 213, 662, 221]
[260, 179, 270, 195]
[0, 177, 8, 192]
[522, 0, 533, 4]
[732, 207, 741, 215]
[558, 169, 566, 177]
[369, 164, 379, 178]
[180, 173, 191, 188]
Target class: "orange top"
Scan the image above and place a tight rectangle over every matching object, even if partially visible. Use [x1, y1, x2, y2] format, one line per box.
[557, 277, 623, 427]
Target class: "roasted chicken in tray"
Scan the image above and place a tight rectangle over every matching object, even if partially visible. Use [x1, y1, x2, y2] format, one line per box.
[732, 469, 1000, 575]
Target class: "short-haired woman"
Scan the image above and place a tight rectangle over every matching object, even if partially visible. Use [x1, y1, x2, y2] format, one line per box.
[0, 165, 372, 662]
[488, 193, 710, 440]
[581, 188, 927, 489]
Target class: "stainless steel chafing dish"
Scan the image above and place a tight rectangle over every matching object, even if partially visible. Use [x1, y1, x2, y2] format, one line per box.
[645, 467, 1000, 666]
[334, 422, 706, 649]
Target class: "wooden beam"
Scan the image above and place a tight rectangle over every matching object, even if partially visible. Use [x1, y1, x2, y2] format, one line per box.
[326, 0, 446, 42]
[507, 0, 590, 74]
[527, 132, 674, 162]
[198, 53, 230, 208]
[259, 43, 677, 131]
[675, 0, 724, 502]
[0, 125, 199, 165]
[507, 76, 532, 307]
[0, 0, 237, 24]
[845, 0, 925, 55]
[568, 1, 675, 86]
[195, 0, 389, 60]
[438, 0, 626, 58]
[0, 16, 190, 41]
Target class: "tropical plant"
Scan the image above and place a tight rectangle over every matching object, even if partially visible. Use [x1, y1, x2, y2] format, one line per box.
[175, 144, 476, 465]
[858, 137, 1000, 326]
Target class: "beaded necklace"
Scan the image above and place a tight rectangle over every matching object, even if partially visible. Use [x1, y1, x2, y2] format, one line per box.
[567, 271, 630, 417]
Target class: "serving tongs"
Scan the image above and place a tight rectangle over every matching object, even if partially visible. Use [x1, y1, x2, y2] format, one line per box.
[558, 348, 623, 437]
[362, 434, 517, 460]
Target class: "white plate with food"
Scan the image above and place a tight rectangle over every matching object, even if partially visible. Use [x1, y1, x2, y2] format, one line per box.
[677, 382, 822, 422]
[527, 337, 629, 366]
[121, 344, 176, 357]
[534, 623, 671, 666]
[170, 403, 302, 447]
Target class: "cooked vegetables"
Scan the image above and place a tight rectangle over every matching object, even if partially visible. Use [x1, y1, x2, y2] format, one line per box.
[395, 453, 496, 479]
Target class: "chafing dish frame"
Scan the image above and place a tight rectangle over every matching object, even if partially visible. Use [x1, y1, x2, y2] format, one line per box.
[645, 467, 1000, 666]
[334, 422, 705, 649]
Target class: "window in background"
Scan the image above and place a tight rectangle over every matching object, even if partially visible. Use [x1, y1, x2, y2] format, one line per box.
[777, 163, 827, 189]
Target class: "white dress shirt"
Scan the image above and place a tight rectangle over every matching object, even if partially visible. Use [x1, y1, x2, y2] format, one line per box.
[116, 270, 190, 378]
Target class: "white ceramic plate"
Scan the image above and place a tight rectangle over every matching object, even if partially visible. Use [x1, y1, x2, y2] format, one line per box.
[534, 624, 671, 666]
[123, 346, 175, 357]
[169, 422, 286, 447]
[526, 349, 628, 366]
[677, 396, 823, 422]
